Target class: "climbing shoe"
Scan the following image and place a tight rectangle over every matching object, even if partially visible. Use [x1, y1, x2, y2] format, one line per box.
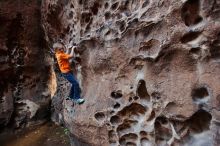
[75, 98, 85, 105]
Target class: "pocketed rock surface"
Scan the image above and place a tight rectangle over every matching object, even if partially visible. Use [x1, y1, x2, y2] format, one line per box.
[1, 0, 220, 146]
[42, 0, 220, 145]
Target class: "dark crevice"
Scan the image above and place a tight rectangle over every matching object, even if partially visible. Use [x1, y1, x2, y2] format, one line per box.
[81, 12, 92, 25]
[181, 31, 201, 43]
[110, 115, 121, 125]
[190, 47, 201, 54]
[111, 2, 119, 10]
[192, 86, 209, 102]
[210, 33, 220, 59]
[90, 2, 100, 15]
[137, 80, 150, 100]
[181, 0, 203, 26]
[187, 109, 212, 133]
[142, 0, 150, 8]
[105, 12, 111, 20]
[94, 112, 105, 121]
[113, 102, 120, 109]
[111, 90, 123, 99]
[117, 103, 147, 117]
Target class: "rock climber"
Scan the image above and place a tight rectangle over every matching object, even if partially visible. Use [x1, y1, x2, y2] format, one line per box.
[53, 42, 85, 104]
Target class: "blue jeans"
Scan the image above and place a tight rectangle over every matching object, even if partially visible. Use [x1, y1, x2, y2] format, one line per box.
[62, 72, 81, 100]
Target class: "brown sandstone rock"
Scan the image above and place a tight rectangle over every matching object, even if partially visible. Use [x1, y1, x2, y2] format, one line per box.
[42, 0, 220, 145]
[1, 0, 220, 146]
[0, 0, 52, 130]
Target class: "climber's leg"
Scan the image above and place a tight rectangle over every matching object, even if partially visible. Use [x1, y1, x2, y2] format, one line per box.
[69, 83, 75, 99]
[62, 72, 85, 104]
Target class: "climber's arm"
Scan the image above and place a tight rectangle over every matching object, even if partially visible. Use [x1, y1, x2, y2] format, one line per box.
[69, 46, 76, 57]
[61, 46, 76, 60]
[66, 46, 76, 60]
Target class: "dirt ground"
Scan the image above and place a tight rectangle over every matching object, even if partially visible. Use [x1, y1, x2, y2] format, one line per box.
[0, 122, 71, 146]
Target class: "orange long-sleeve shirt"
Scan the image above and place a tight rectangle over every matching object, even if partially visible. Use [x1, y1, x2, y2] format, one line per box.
[55, 52, 71, 73]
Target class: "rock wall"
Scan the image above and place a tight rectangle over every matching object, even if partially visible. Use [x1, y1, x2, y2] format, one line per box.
[42, 0, 220, 146]
[0, 0, 53, 130]
[0, 0, 219, 145]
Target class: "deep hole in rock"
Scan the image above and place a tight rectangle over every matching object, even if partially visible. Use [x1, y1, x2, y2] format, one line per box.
[133, 96, 139, 100]
[111, 90, 123, 99]
[210, 45, 220, 59]
[190, 47, 201, 54]
[65, 25, 70, 33]
[210, 35, 220, 59]
[119, 133, 138, 145]
[110, 115, 121, 125]
[181, 31, 201, 43]
[110, 110, 115, 115]
[105, 12, 111, 20]
[140, 131, 148, 137]
[129, 97, 133, 102]
[137, 80, 150, 100]
[164, 102, 179, 114]
[78, 0, 83, 5]
[181, 0, 203, 26]
[142, 0, 150, 8]
[113, 102, 121, 109]
[155, 116, 168, 125]
[69, 11, 73, 19]
[106, 123, 111, 127]
[120, 133, 138, 141]
[191, 87, 209, 102]
[81, 12, 92, 24]
[117, 120, 138, 135]
[117, 103, 147, 118]
[91, 2, 100, 15]
[111, 2, 119, 10]
[187, 109, 212, 133]
[119, 137, 126, 145]
[155, 117, 172, 142]
[105, 2, 109, 9]
[105, 30, 111, 36]
[94, 112, 105, 121]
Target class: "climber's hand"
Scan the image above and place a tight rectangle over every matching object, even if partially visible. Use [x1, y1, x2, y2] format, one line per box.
[66, 46, 76, 60]
[70, 46, 76, 56]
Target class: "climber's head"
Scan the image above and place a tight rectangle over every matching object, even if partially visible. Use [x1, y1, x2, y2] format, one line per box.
[53, 42, 64, 53]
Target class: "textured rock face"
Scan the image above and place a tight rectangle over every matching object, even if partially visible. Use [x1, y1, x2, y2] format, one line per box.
[42, 0, 220, 146]
[0, 0, 53, 130]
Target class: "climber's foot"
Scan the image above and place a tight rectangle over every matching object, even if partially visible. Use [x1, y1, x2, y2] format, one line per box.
[75, 98, 85, 105]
